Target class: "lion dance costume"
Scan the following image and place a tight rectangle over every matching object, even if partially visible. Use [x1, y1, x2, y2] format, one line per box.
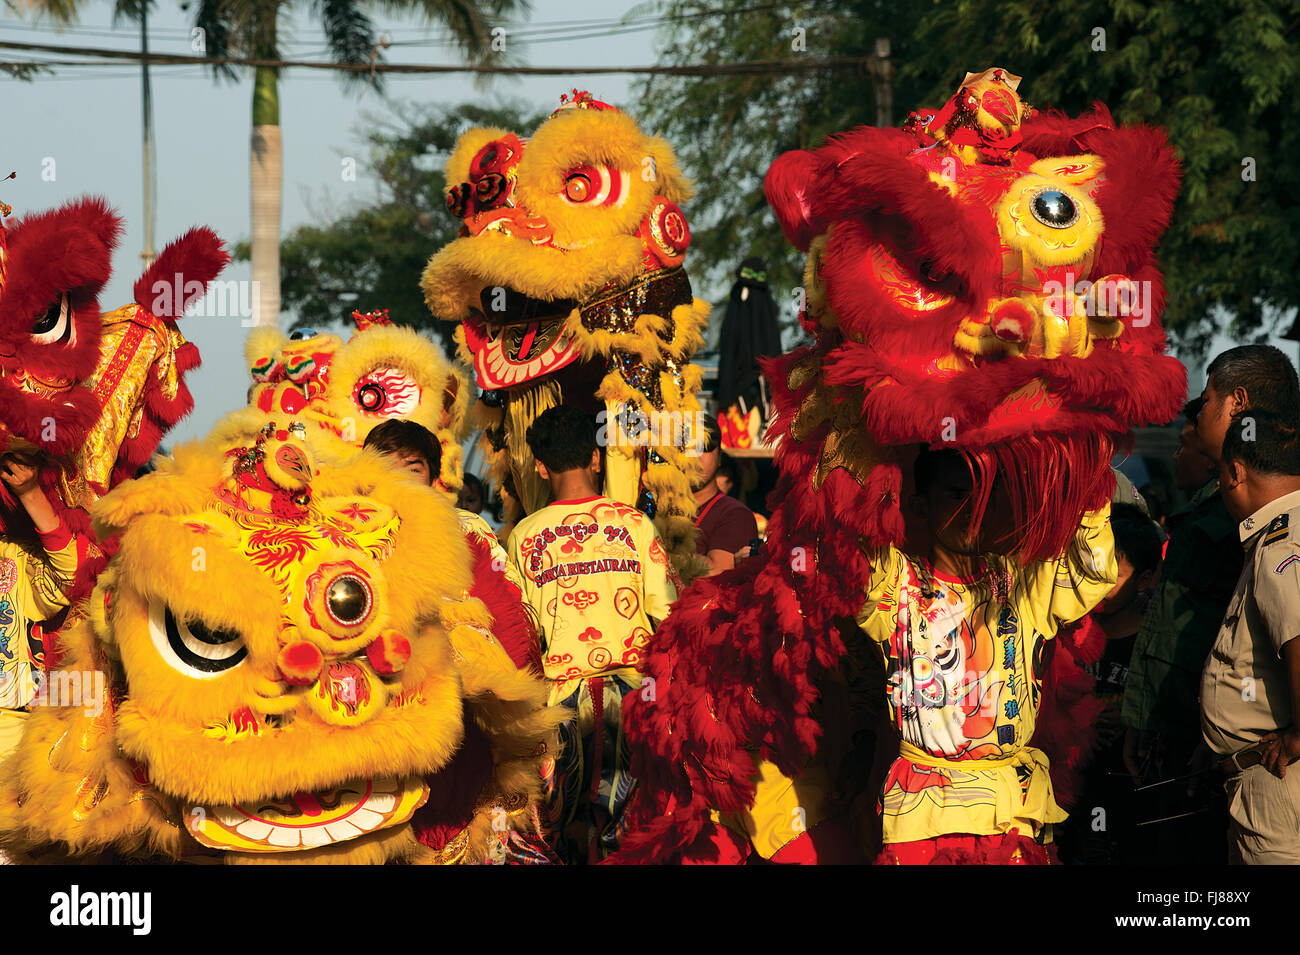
[0, 195, 227, 762]
[422, 90, 710, 577]
[0, 418, 557, 864]
[616, 69, 1187, 864]
[239, 309, 542, 677]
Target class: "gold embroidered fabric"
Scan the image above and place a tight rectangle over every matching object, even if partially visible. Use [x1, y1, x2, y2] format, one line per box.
[65, 305, 190, 508]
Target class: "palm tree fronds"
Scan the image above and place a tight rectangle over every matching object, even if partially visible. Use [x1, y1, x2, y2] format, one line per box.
[314, 0, 379, 90]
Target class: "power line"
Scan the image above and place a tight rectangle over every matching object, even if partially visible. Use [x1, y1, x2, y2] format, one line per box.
[388, 2, 788, 42]
[0, 38, 866, 77]
[1, 2, 791, 50]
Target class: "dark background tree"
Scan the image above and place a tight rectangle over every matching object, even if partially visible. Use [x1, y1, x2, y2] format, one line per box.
[635, 0, 1300, 357]
[236, 101, 546, 353]
[634, 0, 929, 340]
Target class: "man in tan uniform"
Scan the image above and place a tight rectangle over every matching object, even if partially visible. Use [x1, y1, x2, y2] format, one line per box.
[1201, 409, 1300, 863]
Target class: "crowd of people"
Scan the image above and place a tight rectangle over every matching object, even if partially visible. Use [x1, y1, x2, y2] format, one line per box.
[3, 341, 1299, 866]
[488, 342, 1300, 865]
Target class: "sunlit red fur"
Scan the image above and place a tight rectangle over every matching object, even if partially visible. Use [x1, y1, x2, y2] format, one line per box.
[0, 197, 120, 457]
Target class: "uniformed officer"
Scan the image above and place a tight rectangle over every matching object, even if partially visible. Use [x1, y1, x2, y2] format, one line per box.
[1201, 408, 1300, 864]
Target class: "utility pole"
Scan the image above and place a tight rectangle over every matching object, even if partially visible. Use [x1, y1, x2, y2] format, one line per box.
[869, 37, 894, 128]
[141, 2, 156, 268]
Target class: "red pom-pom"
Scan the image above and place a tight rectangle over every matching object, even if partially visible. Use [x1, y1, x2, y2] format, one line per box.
[991, 299, 1034, 343]
[366, 629, 411, 675]
[277, 640, 323, 686]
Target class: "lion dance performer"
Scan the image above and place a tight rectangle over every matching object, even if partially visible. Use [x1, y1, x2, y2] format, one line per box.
[0, 195, 227, 765]
[422, 90, 711, 578]
[615, 68, 1187, 864]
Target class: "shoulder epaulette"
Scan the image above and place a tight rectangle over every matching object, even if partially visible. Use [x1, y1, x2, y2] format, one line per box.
[1263, 512, 1291, 546]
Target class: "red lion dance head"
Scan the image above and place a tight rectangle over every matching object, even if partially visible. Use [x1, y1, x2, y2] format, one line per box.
[0, 196, 228, 596]
[617, 69, 1186, 862]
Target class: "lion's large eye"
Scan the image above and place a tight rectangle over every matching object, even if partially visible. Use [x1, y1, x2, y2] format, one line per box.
[31, 293, 71, 345]
[564, 172, 592, 202]
[560, 164, 625, 207]
[1030, 188, 1079, 229]
[326, 574, 372, 627]
[352, 367, 420, 417]
[149, 601, 247, 678]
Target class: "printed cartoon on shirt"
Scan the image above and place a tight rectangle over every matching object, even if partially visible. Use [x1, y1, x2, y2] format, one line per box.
[885, 576, 1002, 760]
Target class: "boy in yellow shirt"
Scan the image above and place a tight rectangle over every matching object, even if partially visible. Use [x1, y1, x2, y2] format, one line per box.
[507, 406, 677, 862]
[0, 452, 89, 759]
[863, 447, 1116, 864]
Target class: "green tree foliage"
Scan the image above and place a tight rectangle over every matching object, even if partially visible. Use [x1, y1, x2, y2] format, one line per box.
[634, 2, 928, 313]
[637, 0, 1300, 354]
[240, 101, 546, 352]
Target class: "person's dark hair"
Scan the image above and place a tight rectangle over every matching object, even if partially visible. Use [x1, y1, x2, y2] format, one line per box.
[1207, 345, 1300, 421]
[701, 413, 721, 454]
[716, 457, 739, 495]
[1182, 396, 1204, 425]
[1110, 502, 1164, 575]
[1221, 409, 1300, 478]
[362, 419, 442, 479]
[461, 472, 484, 497]
[526, 405, 599, 473]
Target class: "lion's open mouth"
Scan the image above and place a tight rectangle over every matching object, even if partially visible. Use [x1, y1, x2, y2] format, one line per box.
[463, 287, 583, 389]
[186, 774, 429, 853]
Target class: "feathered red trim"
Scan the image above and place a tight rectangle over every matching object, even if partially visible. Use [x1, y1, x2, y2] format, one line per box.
[0, 378, 101, 459]
[466, 532, 543, 675]
[133, 226, 230, 320]
[1030, 615, 1108, 809]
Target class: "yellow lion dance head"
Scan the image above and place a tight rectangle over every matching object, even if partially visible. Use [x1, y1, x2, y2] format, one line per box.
[422, 91, 709, 575]
[0, 420, 555, 864]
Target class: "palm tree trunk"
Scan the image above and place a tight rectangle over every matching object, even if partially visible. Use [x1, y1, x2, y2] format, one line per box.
[250, 65, 281, 328]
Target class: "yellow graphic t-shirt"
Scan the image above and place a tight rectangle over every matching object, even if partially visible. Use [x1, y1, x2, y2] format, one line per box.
[508, 495, 677, 697]
[0, 521, 83, 712]
[856, 506, 1115, 845]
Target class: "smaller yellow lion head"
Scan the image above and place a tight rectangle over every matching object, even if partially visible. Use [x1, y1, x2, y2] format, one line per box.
[420, 93, 710, 546]
[244, 310, 474, 498]
[422, 90, 700, 393]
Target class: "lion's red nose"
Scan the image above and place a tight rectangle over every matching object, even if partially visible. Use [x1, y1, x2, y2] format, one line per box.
[990, 300, 1035, 344]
